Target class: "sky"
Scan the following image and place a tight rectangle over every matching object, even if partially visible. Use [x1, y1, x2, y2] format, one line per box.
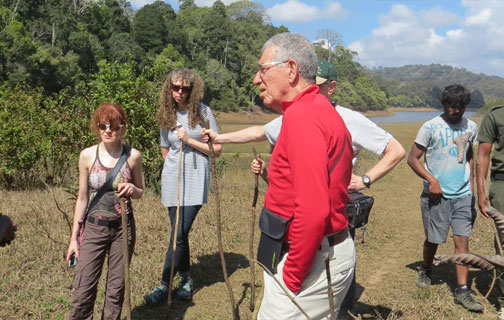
[129, 0, 504, 78]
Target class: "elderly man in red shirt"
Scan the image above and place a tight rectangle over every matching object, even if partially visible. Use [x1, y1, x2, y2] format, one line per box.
[254, 32, 355, 320]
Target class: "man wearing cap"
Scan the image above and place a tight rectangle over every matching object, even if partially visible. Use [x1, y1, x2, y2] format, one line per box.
[202, 58, 405, 317]
[202, 60, 404, 195]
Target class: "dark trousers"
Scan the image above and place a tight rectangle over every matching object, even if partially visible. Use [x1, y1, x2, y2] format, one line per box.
[340, 227, 356, 313]
[69, 217, 135, 320]
[490, 181, 504, 309]
[161, 205, 201, 286]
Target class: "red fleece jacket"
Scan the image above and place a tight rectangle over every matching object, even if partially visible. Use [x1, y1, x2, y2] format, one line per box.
[264, 85, 353, 293]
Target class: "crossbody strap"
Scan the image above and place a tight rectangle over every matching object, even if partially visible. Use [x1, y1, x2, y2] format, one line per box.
[83, 145, 131, 221]
[329, 135, 347, 175]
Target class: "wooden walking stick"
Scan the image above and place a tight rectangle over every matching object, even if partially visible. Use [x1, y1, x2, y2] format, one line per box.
[167, 140, 184, 307]
[204, 121, 237, 320]
[249, 146, 260, 312]
[324, 247, 335, 320]
[254, 259, 312, 320]
[120, 198, 131, 320]
[485, 205, 504, 299]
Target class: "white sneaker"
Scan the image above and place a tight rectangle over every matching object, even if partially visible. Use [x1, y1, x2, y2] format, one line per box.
[498, 308, 504, 320]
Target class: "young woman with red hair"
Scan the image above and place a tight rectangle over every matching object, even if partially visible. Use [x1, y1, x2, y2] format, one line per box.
[66, 102, 144, 319]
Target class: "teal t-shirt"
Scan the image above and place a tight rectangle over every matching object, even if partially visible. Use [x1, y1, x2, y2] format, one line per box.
[415, 115, 478, 198]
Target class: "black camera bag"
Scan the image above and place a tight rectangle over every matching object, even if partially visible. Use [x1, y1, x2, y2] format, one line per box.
[256, 207, 293, 274]
[346, 191, 374, 229]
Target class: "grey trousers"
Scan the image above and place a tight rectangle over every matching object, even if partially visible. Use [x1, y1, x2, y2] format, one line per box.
[69, 217, 135, 320]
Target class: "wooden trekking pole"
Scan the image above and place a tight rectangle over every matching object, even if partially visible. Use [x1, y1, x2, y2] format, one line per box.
[249, 146, 260, 312]
[204, 120, 237, 320]
[485, 205, 504, 299]
[325, 253, 335, 320]
[254, 259, 312, 320]
[167, 140, 184, 307]
[120, 198, 131, 320]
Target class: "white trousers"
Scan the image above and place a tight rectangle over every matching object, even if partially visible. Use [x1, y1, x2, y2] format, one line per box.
[258, 233, 355, 320]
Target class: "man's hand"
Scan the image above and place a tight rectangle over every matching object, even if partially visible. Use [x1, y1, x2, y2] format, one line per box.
[477, 192, 489, 217]
[348, 173, 365, 191]
[0, 215, 17, 247]
[201, 128, 218, 143]
[251, 158, 265, 175]
[428, 179, 443, 203]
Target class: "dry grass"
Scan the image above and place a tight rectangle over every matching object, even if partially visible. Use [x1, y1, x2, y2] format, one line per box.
[1, 113, 501, 320]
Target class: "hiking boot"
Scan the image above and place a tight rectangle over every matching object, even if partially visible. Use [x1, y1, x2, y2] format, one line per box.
[498, 307, 504, 320]
[338, 308, 356, 320]
[176, 277, 194, 301]
[454, 288, 483, 312]
[144, 286, 168, 306]
[416, 267, 431, 288]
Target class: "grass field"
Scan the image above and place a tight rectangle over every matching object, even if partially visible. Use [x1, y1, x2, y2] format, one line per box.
[1, 112, 501, 320]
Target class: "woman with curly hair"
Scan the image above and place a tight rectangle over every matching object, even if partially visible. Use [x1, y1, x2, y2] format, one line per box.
[144, 68, 221, 305]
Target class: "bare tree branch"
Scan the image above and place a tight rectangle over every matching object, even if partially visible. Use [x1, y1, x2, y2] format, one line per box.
[41, 179, 72, 233]
[27, 206, 66, 247]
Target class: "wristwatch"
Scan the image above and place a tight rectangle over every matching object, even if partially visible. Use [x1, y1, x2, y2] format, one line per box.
[362, 175, 371, 188]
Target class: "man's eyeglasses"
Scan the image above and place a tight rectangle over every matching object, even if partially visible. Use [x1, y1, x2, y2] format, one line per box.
[172, 85, 191, 93]
[97, 123, 124, 131]
[257, 61, 288, 75]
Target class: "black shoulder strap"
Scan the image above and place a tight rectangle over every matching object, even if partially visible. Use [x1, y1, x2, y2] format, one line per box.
[329, 135, 347, 175]
[84, 145, 131, 221]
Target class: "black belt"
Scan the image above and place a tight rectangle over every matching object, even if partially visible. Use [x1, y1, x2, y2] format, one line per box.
[281, 227, 348, 255]
[492, 171, 504, 181]
[87, 216, 129, 228]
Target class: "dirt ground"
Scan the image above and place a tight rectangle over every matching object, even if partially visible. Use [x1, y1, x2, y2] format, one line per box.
[1, 113, 501, 320]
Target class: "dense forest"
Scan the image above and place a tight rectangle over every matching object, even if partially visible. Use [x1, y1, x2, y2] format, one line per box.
[0, 0, 390, 189]
[370, 64, 504, 109]
[2, 0, 502, 190]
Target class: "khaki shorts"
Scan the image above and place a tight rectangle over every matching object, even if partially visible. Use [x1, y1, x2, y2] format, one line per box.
[420, 193, 476, 244]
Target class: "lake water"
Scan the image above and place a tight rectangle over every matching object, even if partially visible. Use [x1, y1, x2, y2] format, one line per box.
[370, 111, 477, 123]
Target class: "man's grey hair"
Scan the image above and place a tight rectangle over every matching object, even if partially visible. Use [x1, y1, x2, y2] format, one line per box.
[263, 32, 317, 83]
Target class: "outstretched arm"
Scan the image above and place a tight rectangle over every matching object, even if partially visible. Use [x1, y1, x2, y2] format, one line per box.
[477, 142, 492, 217]
[348, 138, 406, 190]
[201, 126, 267, 144]
[179, 128, 222, 157]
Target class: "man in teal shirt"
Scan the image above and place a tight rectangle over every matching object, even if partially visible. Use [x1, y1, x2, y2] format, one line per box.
[408, 84, 481, 313]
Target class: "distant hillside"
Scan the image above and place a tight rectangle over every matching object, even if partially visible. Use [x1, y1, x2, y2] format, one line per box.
[368, 64, 504, 109]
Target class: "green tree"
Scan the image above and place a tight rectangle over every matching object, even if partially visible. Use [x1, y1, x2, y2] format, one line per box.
[202, 1, 232, 64]
[28, 45, 83, 93]
[88, 59, 162, 190]
[132, 2, 165, 53]
[106, 32, 145, 66]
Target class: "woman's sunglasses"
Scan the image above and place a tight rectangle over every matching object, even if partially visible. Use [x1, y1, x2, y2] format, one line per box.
[172, 85, 191, 93]
[97, 123, 124, 131]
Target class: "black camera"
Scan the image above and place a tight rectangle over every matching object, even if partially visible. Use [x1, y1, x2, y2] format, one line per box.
[68, 254, 78, 268]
